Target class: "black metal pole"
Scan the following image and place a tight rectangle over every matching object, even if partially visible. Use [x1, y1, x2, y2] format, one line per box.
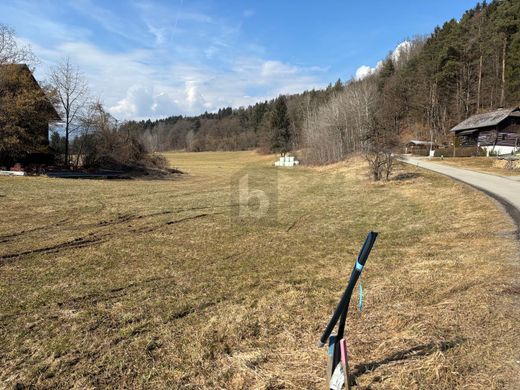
[318, 231, 378, 347]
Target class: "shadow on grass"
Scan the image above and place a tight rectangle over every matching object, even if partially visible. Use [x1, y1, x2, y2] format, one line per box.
[350, 337, 463, 385]
[393, 172, 421, 181]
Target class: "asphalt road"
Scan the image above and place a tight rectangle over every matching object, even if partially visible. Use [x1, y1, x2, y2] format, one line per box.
[401, 157, 520, 230]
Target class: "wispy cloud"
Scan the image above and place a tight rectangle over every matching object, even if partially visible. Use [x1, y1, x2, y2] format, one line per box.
[1, 0, 327, 119]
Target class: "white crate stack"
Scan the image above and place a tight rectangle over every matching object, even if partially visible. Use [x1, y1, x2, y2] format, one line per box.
[274, 155, 299, 167]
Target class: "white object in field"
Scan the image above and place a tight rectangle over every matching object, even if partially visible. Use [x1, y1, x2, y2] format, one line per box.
[0, 170, 25, 176]
[274, 155, 299, 167]
[429, 150, 435, 159]
[329, 363, 345, 390]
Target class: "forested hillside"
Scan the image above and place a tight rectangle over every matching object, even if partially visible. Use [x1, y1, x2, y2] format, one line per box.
[120, 84, 339, 154]
[121, 0, 520, 162]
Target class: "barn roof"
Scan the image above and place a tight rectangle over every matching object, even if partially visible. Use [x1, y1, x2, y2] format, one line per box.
[0, 63, 61, 121]
[450, 107, 519, 132]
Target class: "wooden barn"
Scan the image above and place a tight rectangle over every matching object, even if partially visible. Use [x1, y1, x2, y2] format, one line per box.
[450, 107, 520, 155]
[0, 64, 61, 167]
[405, 140, 438, 154]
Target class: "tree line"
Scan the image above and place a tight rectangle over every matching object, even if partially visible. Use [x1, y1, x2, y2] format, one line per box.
[119, 82, 342, 154]
[1, 0, 519, 177]
[121, 0, 519, 179]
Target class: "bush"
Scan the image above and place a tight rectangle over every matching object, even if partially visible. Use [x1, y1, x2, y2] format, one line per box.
[76, 103, 165, 172]
[140, 153, 168, 170]
[83, 130, 145, 169]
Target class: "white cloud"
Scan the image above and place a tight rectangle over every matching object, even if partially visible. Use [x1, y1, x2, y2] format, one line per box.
[7, 1, 328, 120]
[261, 60, 298, 78]
[111, 58, 312, 118]
[354, 40, 412, 80]
[391, 40, 412, 62]
[354, 61, 383, 80]
[30, 41, 324, 119]
[355, 65, 373, 80]
[184, 80, 206, 108]
[111, 86, 153, 117]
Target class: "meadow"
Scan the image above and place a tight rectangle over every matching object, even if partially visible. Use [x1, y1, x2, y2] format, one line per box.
[0, 151, 519, 389]
[435, 156, 520, 176]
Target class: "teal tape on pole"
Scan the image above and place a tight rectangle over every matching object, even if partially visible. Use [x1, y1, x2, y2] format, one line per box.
[358, 282, 363, 312]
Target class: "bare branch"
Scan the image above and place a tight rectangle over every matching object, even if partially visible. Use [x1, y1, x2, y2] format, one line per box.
[0, 24, 38, 67]
[49, 57, 90, 165]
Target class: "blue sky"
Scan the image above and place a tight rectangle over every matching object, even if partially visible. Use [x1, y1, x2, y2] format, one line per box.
[1, 0, 480, 120]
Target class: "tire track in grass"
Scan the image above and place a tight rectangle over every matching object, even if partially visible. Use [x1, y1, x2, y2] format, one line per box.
[0, 212, 224, 263]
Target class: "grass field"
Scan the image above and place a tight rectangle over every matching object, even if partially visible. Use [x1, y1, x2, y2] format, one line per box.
[435, 156, 520, 177]
[1, 151, 519, 389]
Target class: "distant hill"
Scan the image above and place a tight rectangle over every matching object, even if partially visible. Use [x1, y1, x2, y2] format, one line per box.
[120, 0, 520, 155]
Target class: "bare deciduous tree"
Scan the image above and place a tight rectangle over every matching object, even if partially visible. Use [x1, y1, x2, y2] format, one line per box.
[0, 24, 37, 66]
[50, 58, 89, 166]
[302, 71, 400, 180]
[140, 128, 160, 153]
[363, 121, 400, 181]
[302, 77, 377, 165]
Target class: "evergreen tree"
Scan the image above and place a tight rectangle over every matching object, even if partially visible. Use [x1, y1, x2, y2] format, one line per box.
[270, 96, 291, 155]
[333, 78, 343, 92]
[50, 130, 66, 155]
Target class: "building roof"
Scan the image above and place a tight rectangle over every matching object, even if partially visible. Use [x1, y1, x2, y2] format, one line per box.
[407, 140, 435, 145]
[450, 107, 519, 132]
[0, 63, 61, 121]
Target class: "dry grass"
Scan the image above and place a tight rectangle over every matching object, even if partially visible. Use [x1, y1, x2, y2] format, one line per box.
[0, 151, 519, 389]
[435, 156, 520, 176]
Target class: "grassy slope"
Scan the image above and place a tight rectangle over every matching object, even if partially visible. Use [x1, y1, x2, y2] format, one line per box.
[0, 151, 518, 389]
[435, 157, 520, 177]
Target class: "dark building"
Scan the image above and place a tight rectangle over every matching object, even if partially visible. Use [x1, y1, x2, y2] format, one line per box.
[405, 140, 438, 154]
[450, 107, 520, 155]
[0, 64, 61, 167]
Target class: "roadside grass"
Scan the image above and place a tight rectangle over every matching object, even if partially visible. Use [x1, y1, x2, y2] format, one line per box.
[0, 151, 519, 389]
[435, 156, 520, 176]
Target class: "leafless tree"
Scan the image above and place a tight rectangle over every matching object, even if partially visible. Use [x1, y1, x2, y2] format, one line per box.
[50, 58, 89, 166]
[0, 24, 37, 66]
[72, 100, 104, 168]
[302, 77, 377, 165]
[185, 129, 195, 152]
[302, 96, 344, 165]
[362, 114, 401, 181]
[140, 128, 160, 153]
